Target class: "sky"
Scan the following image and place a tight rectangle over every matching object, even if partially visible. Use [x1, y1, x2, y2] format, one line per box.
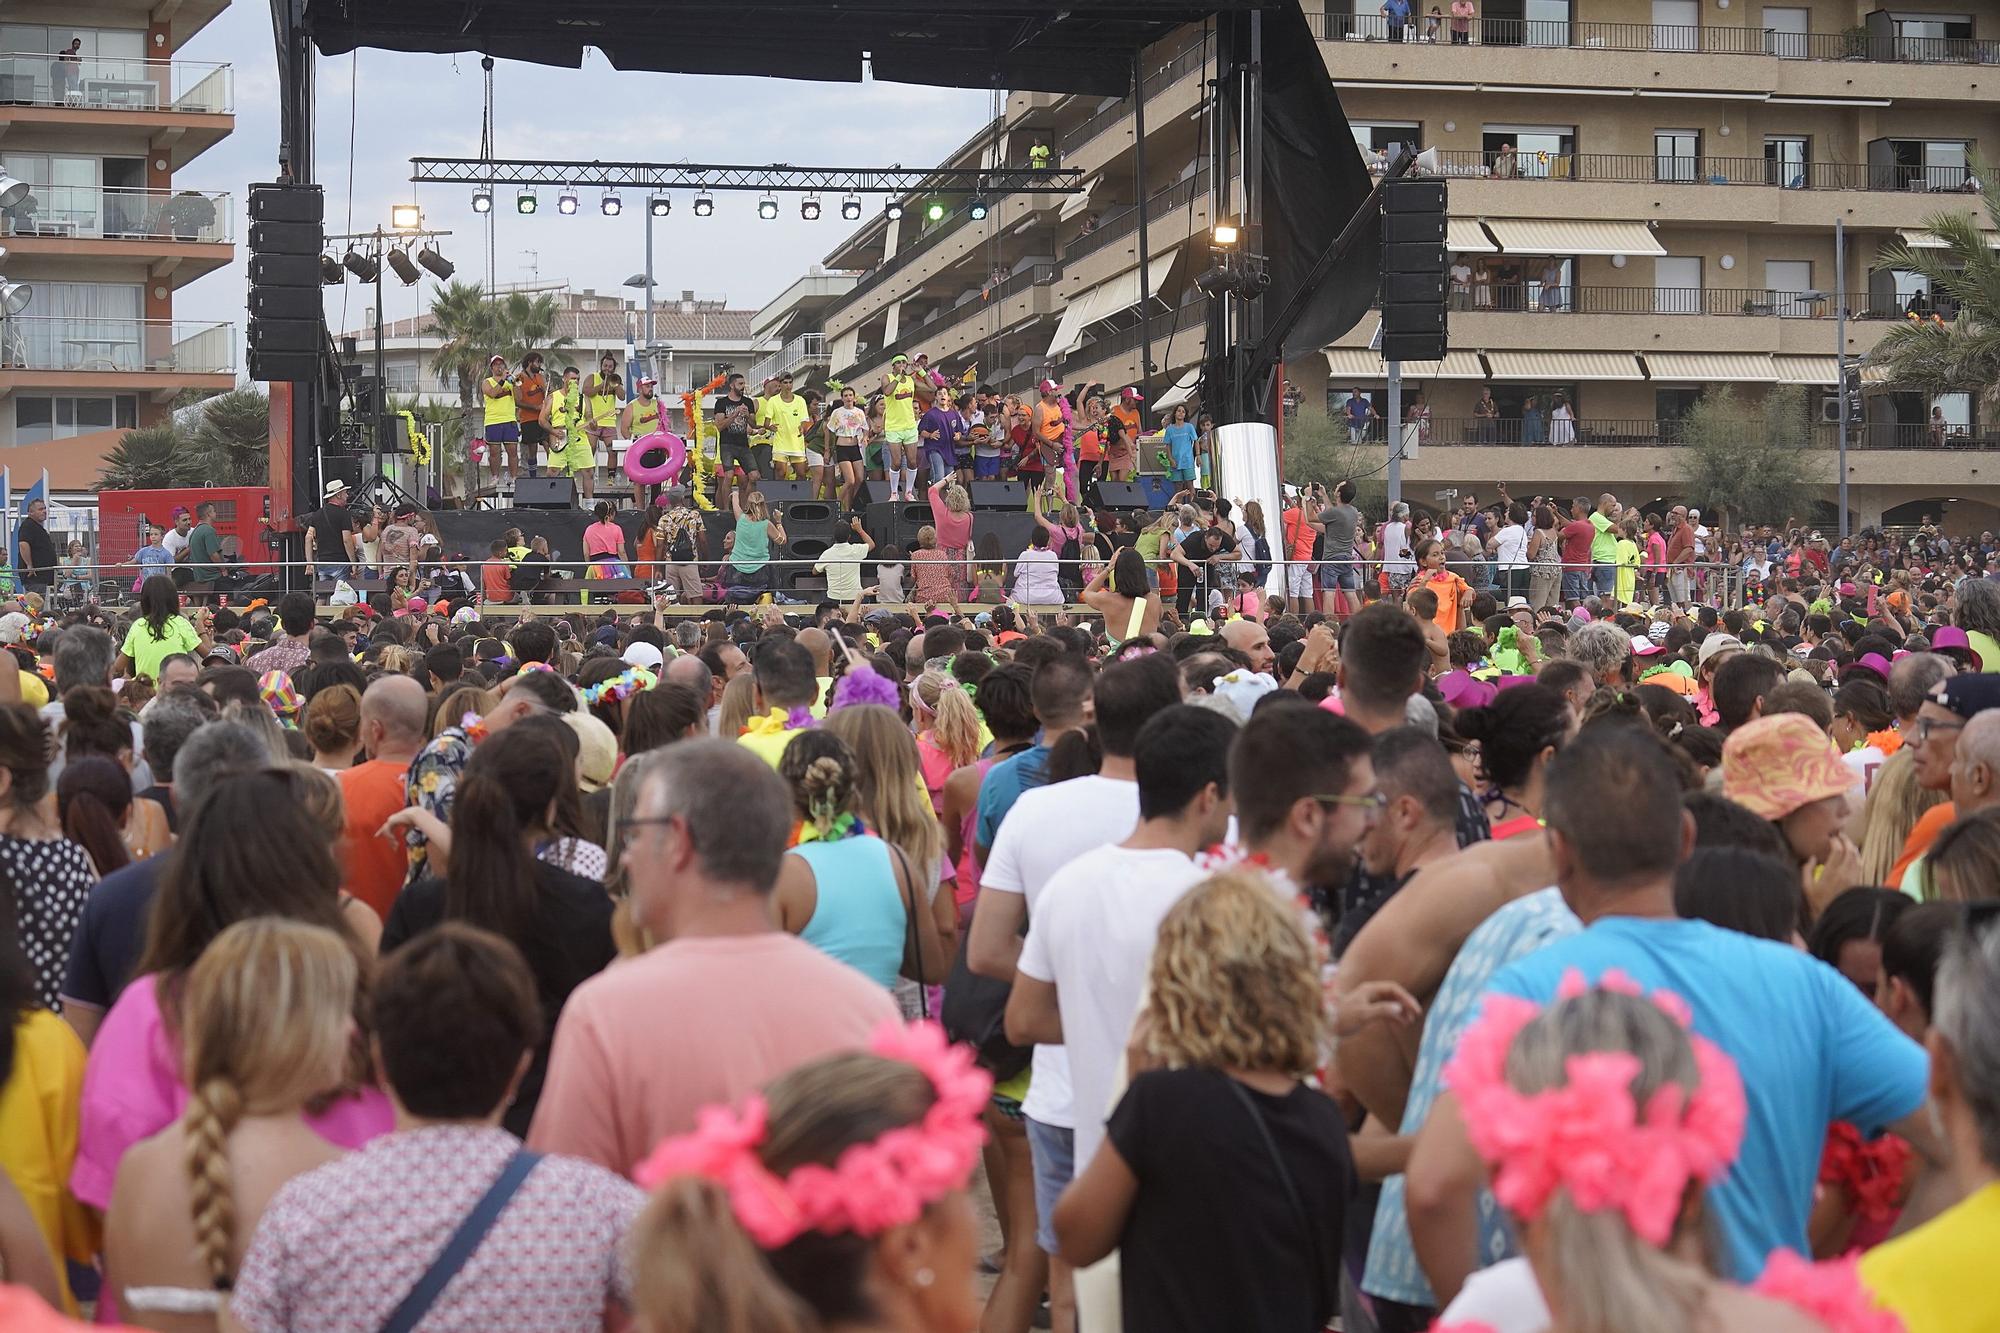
[171, 4, 997, 346]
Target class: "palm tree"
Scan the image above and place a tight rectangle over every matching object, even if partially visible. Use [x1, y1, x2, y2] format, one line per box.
[98, 423, 199, 490]
[429, 280, 498, 417]
[1868, 169, 2000, 417]
[491, 290, 575, 366]
[186, 387, 271, 485]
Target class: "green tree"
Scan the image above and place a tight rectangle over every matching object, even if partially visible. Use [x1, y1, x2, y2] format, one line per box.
[1282, 411, 1387, 515]
[428, 280, 499, 421]
[98, 424, 199, 490]
[491, 290, 575, 366]
[1869, 168, 2000, 415]
[1675, 385, 1823, 529]
[187, 387, 271, 485]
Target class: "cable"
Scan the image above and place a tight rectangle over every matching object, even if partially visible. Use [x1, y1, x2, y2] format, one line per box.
[1151, 24, 1210, 397]
[337, 52, 358, 334]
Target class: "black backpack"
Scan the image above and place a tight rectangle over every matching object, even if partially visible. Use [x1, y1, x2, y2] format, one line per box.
[664, 520, 696, 564]
[940, 929, 1032, 1082]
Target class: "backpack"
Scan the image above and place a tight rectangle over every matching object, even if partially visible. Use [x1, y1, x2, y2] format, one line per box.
[940, 930, 1033, 1083]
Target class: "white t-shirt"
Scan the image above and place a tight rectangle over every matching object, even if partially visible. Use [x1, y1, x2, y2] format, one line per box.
[1449, 262, 1472, 290]
[814, 540, 870, 602]
[1382, 520, 1415, 575]
[1017, 843, 1204, 1171]
[1493, 523, 1529, 571]
[1012, 548, 1064, 604]
[1439, 1256, 1550, 1333]
[1842, 744, 1888, 806]
[162, 529, 190, 560]
[982, 775, 1141, 1128]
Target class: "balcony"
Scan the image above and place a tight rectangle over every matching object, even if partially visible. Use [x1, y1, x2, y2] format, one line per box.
[1318, 14, 2000, 64]
[748, 333, 831, 386]
[835, 264, 1062, 384]
[0, 317, 235, 399]
[1375, 417, 2000, 450]
[1429, 149, 1974, 194]
[0, 186, 233, 284]
[0, 55, 235, 170]
[1441, 286, 1880, 318]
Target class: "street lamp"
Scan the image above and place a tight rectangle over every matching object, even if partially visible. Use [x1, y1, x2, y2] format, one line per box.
[624, 261, 657, 388]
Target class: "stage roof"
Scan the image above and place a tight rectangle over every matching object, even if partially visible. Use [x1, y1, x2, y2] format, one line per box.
[302, 1, 1275, 96]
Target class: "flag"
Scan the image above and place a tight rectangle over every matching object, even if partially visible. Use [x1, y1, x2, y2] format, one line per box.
[18, 470, 46, 515]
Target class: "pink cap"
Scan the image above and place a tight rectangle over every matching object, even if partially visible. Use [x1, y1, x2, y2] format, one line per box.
[1037, 379, 1061, 394]
[1121, 387, 1144, 401]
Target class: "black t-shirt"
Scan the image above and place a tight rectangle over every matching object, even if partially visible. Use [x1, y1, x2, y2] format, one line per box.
[307, 503, 355, 562]
[59, 852, 166, 1011]
[1107, 1067, 1353, 1333]
[381, 860, 615, 1136]
[712, 394, 753, 445]
[1177, 531, 1222, 567]
[16, 516, 55, 577]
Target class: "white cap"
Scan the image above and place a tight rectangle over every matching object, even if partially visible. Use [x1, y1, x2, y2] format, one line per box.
[621, 641, 665, 671]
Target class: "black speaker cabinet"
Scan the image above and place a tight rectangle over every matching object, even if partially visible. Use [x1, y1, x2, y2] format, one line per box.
[513, 476, 577, 509]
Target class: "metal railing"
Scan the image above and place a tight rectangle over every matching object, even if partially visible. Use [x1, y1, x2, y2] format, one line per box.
[1063, 299, 1208, 371]
[1437, 286, 1891, 318]
[1377, 417, 2000, 450]
[1318, 14, 2000, 63]
[1427, 148, 1975, 193]
[747, 332, 829, 386]
[0, 186, 231, 243]
[1061, 169, 1208, 265]
[0, 53, 233, 113]
[1065, 38, 1211, 156]
[835, 263, 1063, 383]
[0, 318, 234, 373]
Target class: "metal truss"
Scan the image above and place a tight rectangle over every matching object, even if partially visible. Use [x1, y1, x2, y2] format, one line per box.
[408, 158, 1085, 194]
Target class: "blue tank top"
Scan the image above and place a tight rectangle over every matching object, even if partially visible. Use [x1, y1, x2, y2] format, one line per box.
[791, 835, 906, 989]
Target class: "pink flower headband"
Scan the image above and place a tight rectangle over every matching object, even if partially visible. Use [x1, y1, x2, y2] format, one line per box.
[1444, 969, 1746, 1247]
[635, 1020, 991, 1248]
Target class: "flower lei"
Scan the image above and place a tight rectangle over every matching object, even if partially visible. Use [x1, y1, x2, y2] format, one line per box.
[515, 660, 556, 677]
[634, 1020, 991, 1248]
[1444, 969, 1746, 1248]
[1818, 1121, 1911, 1226]
[581, 665, 654, 707]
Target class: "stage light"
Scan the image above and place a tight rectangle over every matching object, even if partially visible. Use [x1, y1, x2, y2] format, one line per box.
[758, 194, 779, 220]
[0, 173, 26, 210]
[801, 195, 821, 220]
[967, 196, 990, 220]
[417, 244, 455, 279]
[693, 192, 715, 217]
[320, 254, 345, 284]
[557, 186, 579, 215]
[390, 203, 422, 231]
[516, 188, 537, 215]
[342, 247, 380, 282]
[885, 201, 905, 220]
[841, 194, 862, 220]
[386, 246, 422, 285]
[601, 190, 623, 216]
[1211, 219, 1240, 247]
[0, 280, 29, 315]
[649, 194, 671, 217]
[925, 201, 946, 222]
[471, 186, 493, 213]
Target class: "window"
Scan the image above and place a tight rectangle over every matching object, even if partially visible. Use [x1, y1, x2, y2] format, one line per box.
[1656, 387, 1703, 421]
[0, 25, 146, 103]
[1765, 260, 1813, 317]
[1872, 138, 1973, 192]
[1351, 121, 1422, 154]
[1763, 7, 1809, 58]
[1892, 13, 1974, 60]
[1654, 256, 1702, 313]
[1483, 126, 1576, 178]
[1765, 136, 1810, 188]
[1652, 0, 1700, 51]
[1655, 130, 1700, 183]
[13, 395, 136, 443]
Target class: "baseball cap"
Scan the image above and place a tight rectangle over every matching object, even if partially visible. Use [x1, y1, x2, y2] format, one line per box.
[1038, 379, 1062, 395]
[404, 595, 428, 615]
[621, 641, 665, 671]
[1929, 673, 2000, 720]
[1721, 713, 1853, 820]
[637, 376, 657, 387]
[1630, 633, 1664, 657]
[488, 354, 506, 365]
[203, 643, 240, 665]
[420, 532, 440, 547]
[1120, 387, 1143, 402]
[1696, 634, 1745, 670]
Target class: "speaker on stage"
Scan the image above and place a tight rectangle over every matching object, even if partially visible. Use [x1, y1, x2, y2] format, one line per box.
[513, 476, 577, 510]
[969, 480, 1026, 509]
[319, 456, 363, 496]
[1094, 481, 1154, 511]
[755, 479, 820, 504]
[780, 500, 838, 559]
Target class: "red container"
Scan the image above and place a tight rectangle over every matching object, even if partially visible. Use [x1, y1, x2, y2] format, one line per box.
[96, 488, 279, 577]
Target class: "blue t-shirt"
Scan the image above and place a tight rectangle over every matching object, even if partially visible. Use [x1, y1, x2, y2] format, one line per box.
[1384, 0, 1412, 24]
[973, 742, 1051, 851]
[1163, 422, 1198, 475]
[1485, 915, 1928, 1281]
[1345, 397, 1370, 426]
[133, 544, 174, 573]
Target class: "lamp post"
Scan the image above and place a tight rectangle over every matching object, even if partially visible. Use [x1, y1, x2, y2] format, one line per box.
[624, 267, 656, 390]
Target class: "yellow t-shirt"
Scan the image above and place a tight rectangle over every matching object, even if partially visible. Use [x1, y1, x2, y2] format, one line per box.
[547, 386, 585, 435]
[758, 394, 810, 458]
[0, 1009, 92, 1312]
[883, 374, 918, 434]
[586, 388, 620, 428]
[1860, 1181, 2000, 1333]
[627, 395, 663, 435]
[481, 375, 516, 427]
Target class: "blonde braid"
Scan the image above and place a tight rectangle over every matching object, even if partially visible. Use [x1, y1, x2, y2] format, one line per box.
[182, 1077, 244, 1289]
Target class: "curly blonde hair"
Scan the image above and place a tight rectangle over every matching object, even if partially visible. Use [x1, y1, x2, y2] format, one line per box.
[1142, 871, 1323, 1077]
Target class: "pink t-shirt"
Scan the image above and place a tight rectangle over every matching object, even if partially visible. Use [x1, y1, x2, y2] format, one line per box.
[527, 932, 899, 1178]
[928, 485, 973, 553]
[583, 521, 625, 559]
[72, 973, 393, 1209]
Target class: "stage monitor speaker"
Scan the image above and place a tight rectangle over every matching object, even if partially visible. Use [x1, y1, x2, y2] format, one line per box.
[513, 476, 577, 510]
[1094, 481, 1157, 511]
[969, 480, 1026, 509]
[755, 479, 821, 504]
[858, 479, 905, 507]
[779, 501, 837, 559]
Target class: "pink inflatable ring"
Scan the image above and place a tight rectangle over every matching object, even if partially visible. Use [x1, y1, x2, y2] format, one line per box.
[624, 429, 686, 486]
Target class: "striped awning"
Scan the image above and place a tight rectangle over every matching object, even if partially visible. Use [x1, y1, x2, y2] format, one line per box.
[1447, 218, 1496, 253]
[1772, 354, 1840, 385]
[1323, 349, 1488, 379]
[1644, 353, 1777, 382]
[1896, 228, 2000, 250]
[1484, 351, 1643, 381]
[1483, 218, 1666, 257]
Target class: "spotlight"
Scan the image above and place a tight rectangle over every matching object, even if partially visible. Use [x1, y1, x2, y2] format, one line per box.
[1195, 264, 1241, 297]
[386, 246, 422, 285]
[885, 200, 905, 220]
[649, 194, 671, 217]
[757, 194, 779, 220]
[471, 186, 493, 213]
[841, 194, 862, 220]
[0, 280, 29, 315]
[0, 173, 26, 210]
[417, 244, 455, 280]
[557, 186, 579, 215]
[390, 202, 422, 231]
[1211, 219, 1241, 247]
[925, 201, 945, 222]
[601, 191, 622, 217]
[693, 192, 715, 217]
[801, 195, 821, 220]
[516, 187, 537, 215]
[968, 197, 990, 221]
[341, 247, 379, 282]
[320, 254, 345, 284]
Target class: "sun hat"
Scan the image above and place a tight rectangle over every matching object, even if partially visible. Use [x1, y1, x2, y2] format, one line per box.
[1721, 713, 1854, 821]
[563, 712, 618, 794]
[1506, 595, 1530, 610]
[322, 479, 348, 499]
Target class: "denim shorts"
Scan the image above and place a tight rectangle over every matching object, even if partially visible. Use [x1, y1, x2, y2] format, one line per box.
[1319, 560, 1362, 591]
[1025, 1115, 1075, 1255]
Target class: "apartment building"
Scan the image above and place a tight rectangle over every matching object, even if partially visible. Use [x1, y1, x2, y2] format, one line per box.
[0, 2, 236, 487]
[811, 3, 2000, 530]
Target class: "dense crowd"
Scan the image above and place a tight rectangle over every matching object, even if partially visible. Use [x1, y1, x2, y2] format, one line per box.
[0, 467, 1997, 1333]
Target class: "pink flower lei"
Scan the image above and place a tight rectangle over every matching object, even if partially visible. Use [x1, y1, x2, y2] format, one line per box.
[633, 1020, 992, 1249]
[1443, 969, 1747, 1248]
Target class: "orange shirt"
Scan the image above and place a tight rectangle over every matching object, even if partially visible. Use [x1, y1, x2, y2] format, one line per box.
[1416, 569, 1470, 631]
[1889, 801, 1955, 890]
[482, 560, 515, 603]
[1077, 427, 1104, 462]
[1033, 400, 1066, 444]
[336, 758, 414, 919]
[514, 371, 548, 424]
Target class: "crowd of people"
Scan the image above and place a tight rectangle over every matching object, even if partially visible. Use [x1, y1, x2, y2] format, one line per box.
[1, 459, 1999, 1333]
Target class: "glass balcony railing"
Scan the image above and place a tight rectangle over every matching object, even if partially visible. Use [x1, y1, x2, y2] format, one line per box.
[0, 53, 233, 113]
[0, 318, 234, 374]
[0, 186, 231, 244]
[1319, 14, 2000, 64]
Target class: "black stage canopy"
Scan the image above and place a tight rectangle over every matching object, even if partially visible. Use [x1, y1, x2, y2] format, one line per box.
[301, 0, 1274, 96]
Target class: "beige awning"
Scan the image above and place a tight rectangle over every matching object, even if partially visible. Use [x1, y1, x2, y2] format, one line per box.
[1860, 362, 1896, 384]
[1047, 298, 1096, 358]
[1896, 228, 2000, 250]
[1772, 354, 1840, 385]
[1049, 248, 1180, 357]
[1059, 175, 1099, 222]
[1155, 366, 1203, 410]
[1484, 351, 1643, 381]
[1484, 219, 1666, 257]
[1323, 349, 1488, 379]
[1447, 218, 1496, 253]
[1644, 352, 1776, 382]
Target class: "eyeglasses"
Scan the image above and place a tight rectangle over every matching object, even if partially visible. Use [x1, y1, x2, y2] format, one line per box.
[1915, 716, 1967, 743]
[1311, 791, 1387, 812]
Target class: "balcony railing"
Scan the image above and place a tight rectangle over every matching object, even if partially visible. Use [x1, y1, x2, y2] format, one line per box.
[1065, 298, 1209, 369]
[1426, 149, 1975, 194]
[1435, 286, 1893, 318]
[1064, 38, 1211, 156]
[747, 332, 830, 386]
[0, 186, 231, 244]
[1319, 14, 2000, 64]
[1062, 170, 1209, 265]
[1384, 417, 2000, 450]
[0, 54, 233, 113]
[833, 264, 1063, 384]
[0, 318, 234, 374]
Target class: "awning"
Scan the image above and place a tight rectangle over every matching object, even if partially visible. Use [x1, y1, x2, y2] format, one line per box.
[1155, 366, 1202, 410]
[1861, 362, 1896, 385]
[1897, 228, 2000, 250]
[1484, 351, 1643, 381]
[1047, 297, 1097, 358]
[1644, 352, 1776, 382]
[1484, 219, 1666, 257]
[1772, 354, 1840, 385]
[1059, 175, 1099, 222]
[1323, 349, 1487, 379]
[1050, 248, 1180, 357]
[1447, 218, 1496, 253]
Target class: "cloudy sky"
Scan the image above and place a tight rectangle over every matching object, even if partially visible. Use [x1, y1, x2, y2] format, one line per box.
[172, 5, 996, 343]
